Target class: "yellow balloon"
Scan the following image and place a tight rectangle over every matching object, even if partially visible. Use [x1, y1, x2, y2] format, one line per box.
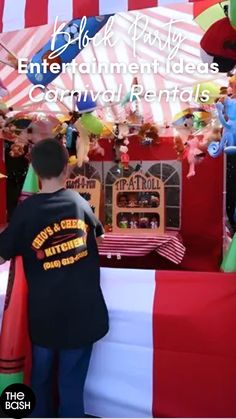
[68, 156, 78, 165]
[102, 123, 113, 138]
[193, 82, 220, 105]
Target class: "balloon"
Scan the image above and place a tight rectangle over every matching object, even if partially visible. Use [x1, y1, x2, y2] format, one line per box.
[101, 123, 113, 138]
[208, 98, 236, 157]
[80, 114, 103, 135]
[193, 82, 220, 105]
[27, 16, 112, 87]
[68, 156, 78, 165]
[76, 93, 97, 113]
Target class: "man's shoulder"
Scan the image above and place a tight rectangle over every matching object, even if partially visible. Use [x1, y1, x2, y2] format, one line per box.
[19, 189, 86, 209]
[61, 189, 86, 204]
[62, 189, 80, 198]
[22, 189, 79, 201]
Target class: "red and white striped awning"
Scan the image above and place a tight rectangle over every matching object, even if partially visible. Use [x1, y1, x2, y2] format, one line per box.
[0, 0, 204, 33]
[0, 2, 226, 122]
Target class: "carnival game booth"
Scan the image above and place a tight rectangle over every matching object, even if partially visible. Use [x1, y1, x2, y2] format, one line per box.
[0, 0, 236, 417]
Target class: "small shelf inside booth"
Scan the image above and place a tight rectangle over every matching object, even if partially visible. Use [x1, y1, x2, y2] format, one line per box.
[112, 173, 165, 234]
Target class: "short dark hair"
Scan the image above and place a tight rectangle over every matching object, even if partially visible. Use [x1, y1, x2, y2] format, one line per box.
[31, 139, 68, 179]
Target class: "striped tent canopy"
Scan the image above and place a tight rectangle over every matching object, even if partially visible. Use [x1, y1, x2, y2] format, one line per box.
[0, 0, 206, 33]
[0, 1, 227, 124]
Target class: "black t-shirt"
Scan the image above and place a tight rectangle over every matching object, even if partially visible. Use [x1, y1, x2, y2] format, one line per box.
[0, 189, 109, 349]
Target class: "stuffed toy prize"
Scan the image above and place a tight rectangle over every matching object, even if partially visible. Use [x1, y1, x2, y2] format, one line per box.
[208, 97, 236, 157]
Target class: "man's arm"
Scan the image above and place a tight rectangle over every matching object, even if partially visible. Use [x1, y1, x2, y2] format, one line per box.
[82, 199, 105, 239]
[96, 231, 105, 245]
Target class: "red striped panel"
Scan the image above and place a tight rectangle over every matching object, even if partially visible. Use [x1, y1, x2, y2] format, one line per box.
[128, 0, 158, 11]
[73, 0, 99, 18]
[153, 270, 236, 418]
[25, 0, 48, 28]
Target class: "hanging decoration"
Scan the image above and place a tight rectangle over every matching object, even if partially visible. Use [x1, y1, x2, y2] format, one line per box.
[89, 134, 105, 158]
[76, 93, 97, 113]
[173, 113, 219, 178]
[173, 133, 186, 161]
[185, 136, 207, 178]
[195, 1, 236, 73]
[74, 119, 90, 167]
[138, 123, 160, 146]
[208, 97, 236, 157]
[80, 113, 104, 136]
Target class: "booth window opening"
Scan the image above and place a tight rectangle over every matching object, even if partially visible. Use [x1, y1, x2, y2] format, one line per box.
[105, 161, 181, 230]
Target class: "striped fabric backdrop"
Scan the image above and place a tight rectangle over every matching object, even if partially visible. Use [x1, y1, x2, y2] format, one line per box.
[1, 264, 236, 417]
[0, 0, 206, 33]
[0, 2, 227, 123]
[85, 267, 236, 418]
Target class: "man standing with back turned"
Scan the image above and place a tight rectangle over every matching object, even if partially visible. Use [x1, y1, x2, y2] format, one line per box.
[0, 139, 109, 418]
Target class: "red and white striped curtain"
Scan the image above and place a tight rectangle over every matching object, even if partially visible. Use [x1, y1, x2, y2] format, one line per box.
[0, 0, 206, 33]
[1, 264, 236, 417]
[85, 267, 236, 418]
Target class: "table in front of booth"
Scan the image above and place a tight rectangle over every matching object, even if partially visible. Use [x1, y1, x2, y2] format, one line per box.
[98, 231, 186, 265]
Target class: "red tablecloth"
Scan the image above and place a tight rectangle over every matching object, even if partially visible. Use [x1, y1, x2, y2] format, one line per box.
[98, 232, 186, 265]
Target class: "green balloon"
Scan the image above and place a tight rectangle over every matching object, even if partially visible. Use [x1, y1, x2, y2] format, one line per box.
[221, 233, 236, 272]
[80, 114, 104, 135]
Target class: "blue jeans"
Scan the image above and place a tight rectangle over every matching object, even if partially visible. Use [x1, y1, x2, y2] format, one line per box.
[30, 344, 93, 418]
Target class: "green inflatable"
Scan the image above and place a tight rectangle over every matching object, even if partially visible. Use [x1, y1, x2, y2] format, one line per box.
[221, 233, 236, 272]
